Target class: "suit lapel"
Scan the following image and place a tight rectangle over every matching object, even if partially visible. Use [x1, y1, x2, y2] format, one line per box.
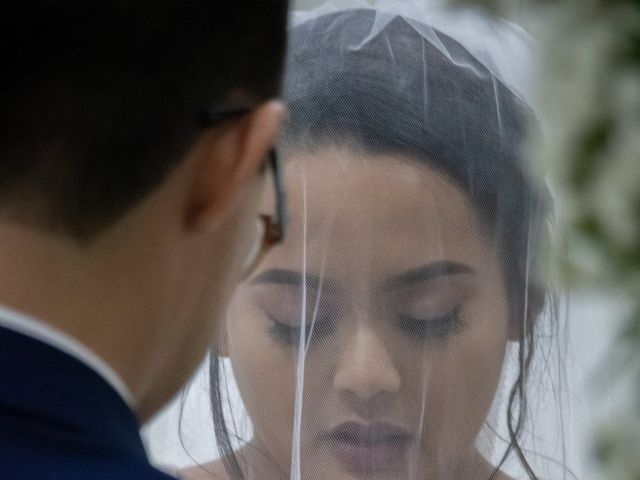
[0, 325, 147, 461]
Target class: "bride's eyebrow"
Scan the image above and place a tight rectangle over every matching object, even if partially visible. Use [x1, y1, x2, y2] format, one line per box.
[250, 268, 340, 294]
[382, 261, 476, 292]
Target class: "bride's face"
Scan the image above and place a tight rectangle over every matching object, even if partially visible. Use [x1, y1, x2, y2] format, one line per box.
[224, 148, 511, 479]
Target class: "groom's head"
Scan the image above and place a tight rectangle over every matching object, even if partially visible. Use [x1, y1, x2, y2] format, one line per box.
[0, 1, 288, 238]
[0, 1, 288, 419]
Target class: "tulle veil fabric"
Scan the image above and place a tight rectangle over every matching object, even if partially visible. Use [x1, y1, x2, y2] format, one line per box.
[148, 3, 571, 479]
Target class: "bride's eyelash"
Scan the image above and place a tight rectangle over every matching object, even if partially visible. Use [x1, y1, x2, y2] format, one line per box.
[397, 306, 464, 340]
[267, 307, 465, 345]
[268, 315, 335, 346]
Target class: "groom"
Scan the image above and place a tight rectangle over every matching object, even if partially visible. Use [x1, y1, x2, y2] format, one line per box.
[0, 2, 288, 479]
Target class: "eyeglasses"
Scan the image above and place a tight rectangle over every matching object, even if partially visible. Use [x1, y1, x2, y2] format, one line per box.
[199, 104, 287, 278]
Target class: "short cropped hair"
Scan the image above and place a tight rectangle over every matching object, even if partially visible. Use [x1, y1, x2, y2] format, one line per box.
[0, 1, 289, 239]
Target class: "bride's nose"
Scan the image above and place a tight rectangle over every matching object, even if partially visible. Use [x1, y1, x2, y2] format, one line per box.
[333, 324, 401, 401]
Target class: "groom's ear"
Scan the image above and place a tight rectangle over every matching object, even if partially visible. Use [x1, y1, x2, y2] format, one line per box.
[184, 101, 284, 232]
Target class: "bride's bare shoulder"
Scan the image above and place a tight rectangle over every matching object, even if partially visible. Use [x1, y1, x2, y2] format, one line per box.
[483, 463, 513, 480]
[495, 472, 514, 480]
[178, 460, 229, 480]
[473, 454, 514, 480]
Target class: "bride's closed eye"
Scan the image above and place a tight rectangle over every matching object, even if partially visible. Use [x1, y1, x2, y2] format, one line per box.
[249, 287, 336, 346]
[396, 306, 465, 341]
[390, 262, 476, 341]
[268, 312, 336, 346]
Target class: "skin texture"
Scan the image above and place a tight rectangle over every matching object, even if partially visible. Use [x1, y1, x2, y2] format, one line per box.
[0, 101, 284, 422]
[182, 148, 515, 480]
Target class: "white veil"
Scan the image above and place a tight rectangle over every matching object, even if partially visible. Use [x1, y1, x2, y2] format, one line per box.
[145, 3, 571, 479]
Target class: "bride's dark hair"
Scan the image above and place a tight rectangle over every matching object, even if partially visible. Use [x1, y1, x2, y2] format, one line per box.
[209, 9, 552, 480]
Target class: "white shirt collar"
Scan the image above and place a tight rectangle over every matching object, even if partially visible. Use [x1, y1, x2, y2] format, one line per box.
[0, 303, 135, 408]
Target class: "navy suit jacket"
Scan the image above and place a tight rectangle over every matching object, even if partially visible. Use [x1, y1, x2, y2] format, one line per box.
[0, 325, 175, 480]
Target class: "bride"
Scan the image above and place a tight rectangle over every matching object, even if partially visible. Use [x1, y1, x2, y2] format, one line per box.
[182, 5, 553, 480]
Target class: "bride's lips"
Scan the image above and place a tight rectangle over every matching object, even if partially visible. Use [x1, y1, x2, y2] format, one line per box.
[324, 421, 412, 472]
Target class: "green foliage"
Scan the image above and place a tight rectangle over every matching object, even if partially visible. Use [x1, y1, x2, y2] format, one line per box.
[453, 0, 640, 477]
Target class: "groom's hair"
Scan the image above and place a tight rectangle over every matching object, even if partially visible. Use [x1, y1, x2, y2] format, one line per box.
[0, 1, 289, 239]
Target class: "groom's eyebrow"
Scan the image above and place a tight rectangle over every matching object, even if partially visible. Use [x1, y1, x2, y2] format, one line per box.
[250, 268, 340, 294]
